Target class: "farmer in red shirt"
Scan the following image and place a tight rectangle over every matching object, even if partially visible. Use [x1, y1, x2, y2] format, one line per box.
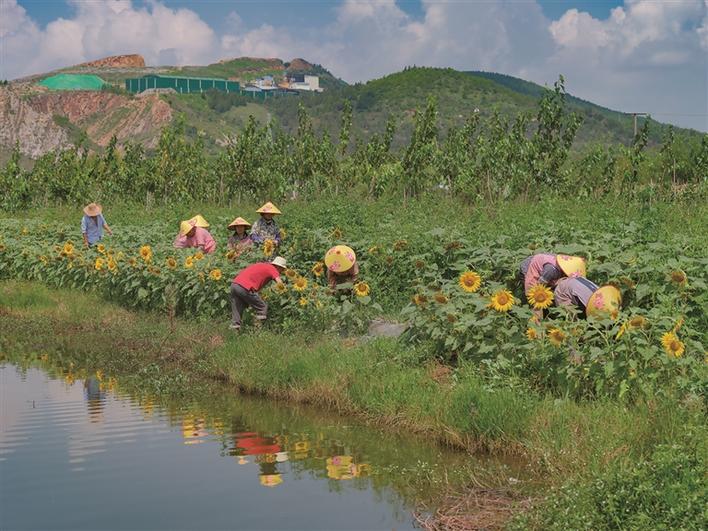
[230, 256, 286, 331]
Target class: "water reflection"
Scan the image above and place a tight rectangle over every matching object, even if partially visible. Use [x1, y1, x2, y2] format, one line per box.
[1, 355, 523, 530]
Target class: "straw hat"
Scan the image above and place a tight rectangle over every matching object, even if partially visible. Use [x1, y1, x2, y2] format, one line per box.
[228, 217, 251, 230]
[556, 254, 586, 278]
[259, 474, 283, 487]
[188, 214, 210, 228]
[325, 245, 356, 273]
[256, 202, 282, 215]
[83, 203, 102, 216]
[179, 220, 196, 236]
[587, 285, 622, 319]
[271, 256, 287, 268]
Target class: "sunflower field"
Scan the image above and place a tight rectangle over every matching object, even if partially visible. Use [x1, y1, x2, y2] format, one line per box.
[1, 207, 706, 402]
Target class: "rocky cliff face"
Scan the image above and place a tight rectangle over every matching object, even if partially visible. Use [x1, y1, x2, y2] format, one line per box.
[78, 54, 146, 68]
[0, 85, 172, 157]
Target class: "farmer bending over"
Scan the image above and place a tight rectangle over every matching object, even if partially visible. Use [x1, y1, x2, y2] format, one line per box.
[554, 277, 621, 320]
[81, 203, 113, 248]
[229, 256, 287, 332]
[325, 245, 359, 292]
[519, 253, 586, 294]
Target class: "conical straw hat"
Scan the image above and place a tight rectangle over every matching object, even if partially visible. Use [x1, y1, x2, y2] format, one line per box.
[180, 220, 196, 236]
[228, 217, 252, 230]
[556, 254, 586, 278]
[83, 203, 102, 216]
[256, 202, 282, 215]
[587, 285, 622, 319]
[189, 214, 210, 228]
[325, 245, 356, 273]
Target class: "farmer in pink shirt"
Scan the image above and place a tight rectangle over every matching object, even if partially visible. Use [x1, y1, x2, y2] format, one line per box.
[173, 217, 216, 254]
[519, 253, 586, 294]
[229, 257, 287, 331]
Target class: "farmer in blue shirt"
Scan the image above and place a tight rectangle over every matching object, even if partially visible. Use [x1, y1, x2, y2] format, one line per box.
[81, 203, 113, 247]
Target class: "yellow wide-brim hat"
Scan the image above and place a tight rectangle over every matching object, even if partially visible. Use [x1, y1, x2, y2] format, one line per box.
[83, 203, 102, 216]
[189, 214, 210, 228]
[325, 245, 356, 273]
[228, 217, 251, 230]
[256, 202, 282, 215]
[556, 254, 586, 278]
[587, 285, 622, 319]
[179, 220, 195, 236]
[259, 474, 283, 487]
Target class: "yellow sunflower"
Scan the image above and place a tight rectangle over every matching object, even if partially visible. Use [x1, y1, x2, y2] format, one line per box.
[393, 240, 408, 251]
[226, 250, 236, 261]
[526, 284, 554, 310]
[433, 292, 449, 304]
[62, 242, 74, 255]
[96, 243, 106, 254]
[284, 268, 298, 279]
[94, 257, 105, 271]
[263, 239, 276, 257]
[548, 328, 566, 347]
[274, 282, 288, 294]
[139, 245, 152, 263]
[412, 293, 427, 307]
[128, 257, 138, 268]
[459, 271, 482, 293]
[293, 276, 308, 292]
[526, 327, 538, 340]
[299, 297, 309, 307]
[107, 258, 118, 272]
[193, 251, 205, 261]
[311, 262, 325, 277]
[39, 255, 49, 265]
[166, 257, 177, 270]
[354, 281, 371, 297]
[661, 331, 685, 358]
[670, 269, 687, 286]
[184, 256, 194, 269]
[628, 316, 648, 329]
[490, 290, 515, 312]
[209, 269, 223, 281]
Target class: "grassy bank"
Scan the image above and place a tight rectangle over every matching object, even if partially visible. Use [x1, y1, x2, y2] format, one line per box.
[2, 281, 705, 527]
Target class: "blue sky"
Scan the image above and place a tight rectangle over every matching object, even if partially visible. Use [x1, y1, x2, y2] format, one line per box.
[3, 0, 707, 131]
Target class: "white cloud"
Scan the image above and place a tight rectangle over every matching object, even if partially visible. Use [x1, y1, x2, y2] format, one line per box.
[1, 0, 706, 131]
[0, 0, 217, 78]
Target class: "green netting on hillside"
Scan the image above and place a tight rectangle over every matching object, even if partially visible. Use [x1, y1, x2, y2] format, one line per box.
[39, 74, 106, 91]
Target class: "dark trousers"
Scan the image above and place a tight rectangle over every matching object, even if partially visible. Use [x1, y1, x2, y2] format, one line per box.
[230, 283, 268, 327]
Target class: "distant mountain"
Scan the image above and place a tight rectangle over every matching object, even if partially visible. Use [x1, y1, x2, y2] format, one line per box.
[1, 57, 701, 161]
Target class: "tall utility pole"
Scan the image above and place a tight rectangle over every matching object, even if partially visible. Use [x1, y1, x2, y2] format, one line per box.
[631, 113, 649, 137]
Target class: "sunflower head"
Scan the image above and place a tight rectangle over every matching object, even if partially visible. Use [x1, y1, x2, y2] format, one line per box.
[526, 327, 538, 340]
[139, 245, 152, 262]
[459, 271, 482, 293]
[548, 328, 566, 346]
[661, 331, 685, 358]
[184, 256, 194, 269]
[490, 290, 515, 313]
[311, 262, 325, 277]
[274, 282, 288, 294]
[94, 257, 104, 271]
[354, 282, 371, 297]
[628, 316, 647, 329]
[193, 251, 205, 261]
[412, 293, 427, 307]
[284, 268, 297, 279]
[393, 240, 408, 251]
[293, 276, 308, 292]
[128, 257, 138, 267]
[166, 257, 177, 269]
[670, 270, 687, 285]
[526, 284, 554, 310]
[263, 239, 276, 257]
[62, 242, 74, 255]
[209, 269, 223, 281]
[433, 292, 449, 304]
[299, 297, 309, 307]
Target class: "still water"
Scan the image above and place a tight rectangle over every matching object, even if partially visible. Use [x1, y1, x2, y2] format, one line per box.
[0, 362, 505, 530]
